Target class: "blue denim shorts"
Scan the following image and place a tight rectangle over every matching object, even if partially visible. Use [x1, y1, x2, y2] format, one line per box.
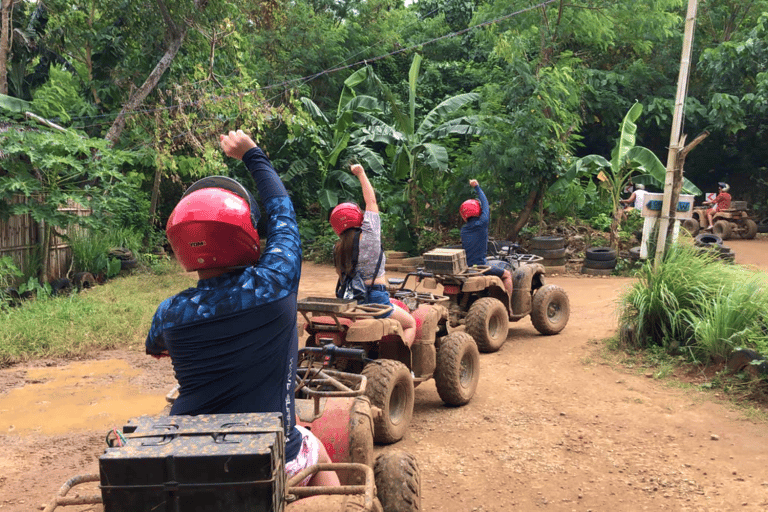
[366, 285, 393, 318]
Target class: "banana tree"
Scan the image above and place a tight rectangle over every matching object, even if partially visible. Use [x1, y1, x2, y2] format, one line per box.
[349, 53, 484, 227]
[551, 102, 702, 248]
[291, 70, 390, 213]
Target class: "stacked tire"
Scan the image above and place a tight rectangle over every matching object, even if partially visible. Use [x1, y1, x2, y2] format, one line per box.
[693, 233, 735, 262]
[581, 247, 617, 276]
[758, 218, 768, 234]
[529, 236, 567, 273]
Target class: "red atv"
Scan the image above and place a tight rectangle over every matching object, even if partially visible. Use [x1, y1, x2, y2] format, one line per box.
[298, 295, 480, 446]
[43, 345, 421, 512]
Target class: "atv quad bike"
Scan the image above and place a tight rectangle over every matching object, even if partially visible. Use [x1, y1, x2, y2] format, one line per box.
[391, 253, 569, 354]
[684, 202, 758, 240]
[297, 296, 480, 446]
[44, 346, 421, 512]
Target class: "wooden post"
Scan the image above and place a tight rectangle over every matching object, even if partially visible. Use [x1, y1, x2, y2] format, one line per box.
[653, 0, 699, 268]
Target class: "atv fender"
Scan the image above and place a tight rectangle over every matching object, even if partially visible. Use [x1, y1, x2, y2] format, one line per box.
[511, 263, 546, 320]
[346, 318, 401, 342]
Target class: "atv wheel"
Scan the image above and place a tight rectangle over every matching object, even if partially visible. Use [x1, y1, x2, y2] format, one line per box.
[713, 219, 732, 240]
[344, 396, 374, 485]
[435, 332, 480, 406]
[742, 219, 758, 239]
[374, 451, 421, 512]
[465, 297, 508, 353]
[530, 284, 570, 335]
[682, 218, 699, 236]
[362, 360, 414, 444]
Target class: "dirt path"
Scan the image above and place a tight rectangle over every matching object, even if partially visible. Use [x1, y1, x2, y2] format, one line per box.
[2, 236, 768, 511]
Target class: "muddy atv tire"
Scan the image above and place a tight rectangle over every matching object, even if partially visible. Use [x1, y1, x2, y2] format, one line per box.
[465, 297, 509, 353]
[344, 396, 375, 485]
[435, 332, 480, 406]
[682, 218, 700, 236]
[374, 450, 421, 512]
[713, 219, 732, 240]
[530, 284, 570, 335]
[742, 219, 758, 239]
[362, 360, 414, 444]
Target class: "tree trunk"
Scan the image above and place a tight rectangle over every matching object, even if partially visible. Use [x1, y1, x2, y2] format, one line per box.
[104, 0, 210, 145]
[104, 31, 186, 145]
[507, 187, 541, 241]
[0, 0, 11, 95]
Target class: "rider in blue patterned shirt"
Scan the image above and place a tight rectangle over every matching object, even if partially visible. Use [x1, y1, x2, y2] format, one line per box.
[145, 130, 339, 488]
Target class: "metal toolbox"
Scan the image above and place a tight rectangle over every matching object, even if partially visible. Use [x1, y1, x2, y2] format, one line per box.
[423, 248, 468, 274]
[99, 413, 285, 512]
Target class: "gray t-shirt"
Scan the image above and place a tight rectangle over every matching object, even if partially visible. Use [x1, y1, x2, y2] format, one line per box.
[357, 210, 386, 281]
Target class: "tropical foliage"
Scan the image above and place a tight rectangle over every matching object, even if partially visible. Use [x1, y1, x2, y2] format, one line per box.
[1, 0, 768, 261]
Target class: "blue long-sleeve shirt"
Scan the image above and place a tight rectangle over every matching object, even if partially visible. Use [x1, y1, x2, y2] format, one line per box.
[146, 147, 303, 461]
[460, 185, 490, 266]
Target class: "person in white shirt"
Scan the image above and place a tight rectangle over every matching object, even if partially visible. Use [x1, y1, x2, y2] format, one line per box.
[621, 183, 646, 212]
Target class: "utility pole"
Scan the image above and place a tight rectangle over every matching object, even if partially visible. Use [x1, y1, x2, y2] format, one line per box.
[653, 0, 699, 268]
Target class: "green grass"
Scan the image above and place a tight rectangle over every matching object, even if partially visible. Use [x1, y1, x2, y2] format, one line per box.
[617, 242, 768, 362]
[0, 263, 196, 366]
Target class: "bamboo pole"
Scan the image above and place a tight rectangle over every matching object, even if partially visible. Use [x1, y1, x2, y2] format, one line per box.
[653, 0, 699, 268]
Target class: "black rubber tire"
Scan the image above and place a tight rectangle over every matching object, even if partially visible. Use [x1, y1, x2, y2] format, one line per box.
[465, 297, 509, 353]
[694, 233, 722, 246]
[50, 278, 72, 296]
[742, 219, 758, 239]
[530, 284, 570, 335]
[434, 332, 480, 406]
[682, 218, 700, 236]
[713, 219, 732, 240]
[758, 218, 768, 233]
[581, 258, 617, 269]
[374, 451, 421, 512]
[629, 246, 641, 260]
[120, 258, 138, 270]
[727, 349, 764, 373]
[585, 247, 617, 261]
[108, 247, 134, 260]
[73, 272, 96, 290]
[530, 247, 566, 259]
[362, 360, 414, 444]
[530, 236, 565, 250]
[541, 257, 567, 267]
[717, 245, 732, 254]
[580, 267, 613, 276]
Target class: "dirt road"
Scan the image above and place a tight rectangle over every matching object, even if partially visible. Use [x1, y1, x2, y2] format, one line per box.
[2, 236, 768, 511]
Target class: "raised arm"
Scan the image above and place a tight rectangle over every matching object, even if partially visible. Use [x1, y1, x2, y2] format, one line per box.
[351, 164, 378, 213]
[472, 180, 490, 223]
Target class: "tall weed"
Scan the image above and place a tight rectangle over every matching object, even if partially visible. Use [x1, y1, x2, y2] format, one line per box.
[618, 242, 768, 362]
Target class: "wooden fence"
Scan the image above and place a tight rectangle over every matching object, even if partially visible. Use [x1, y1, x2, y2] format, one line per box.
[0, 195, 91, 283]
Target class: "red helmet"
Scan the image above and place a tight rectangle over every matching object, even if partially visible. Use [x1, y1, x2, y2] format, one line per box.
[167, 176, 260, 272]
[460, 199, 481, 221]
[330, 202, 364, 236]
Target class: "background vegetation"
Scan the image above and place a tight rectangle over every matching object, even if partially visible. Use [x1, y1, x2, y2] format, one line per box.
[1, 0, 768, 376]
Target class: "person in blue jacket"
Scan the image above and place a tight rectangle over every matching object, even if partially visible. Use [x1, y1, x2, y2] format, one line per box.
[460, 179, 513, 295]
[145, 129, 339, 488]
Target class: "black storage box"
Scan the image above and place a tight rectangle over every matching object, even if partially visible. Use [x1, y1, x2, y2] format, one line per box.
[99, 413, 285, 512]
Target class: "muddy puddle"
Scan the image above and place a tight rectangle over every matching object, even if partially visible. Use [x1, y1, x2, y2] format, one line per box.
[0, 359, 167, 435]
